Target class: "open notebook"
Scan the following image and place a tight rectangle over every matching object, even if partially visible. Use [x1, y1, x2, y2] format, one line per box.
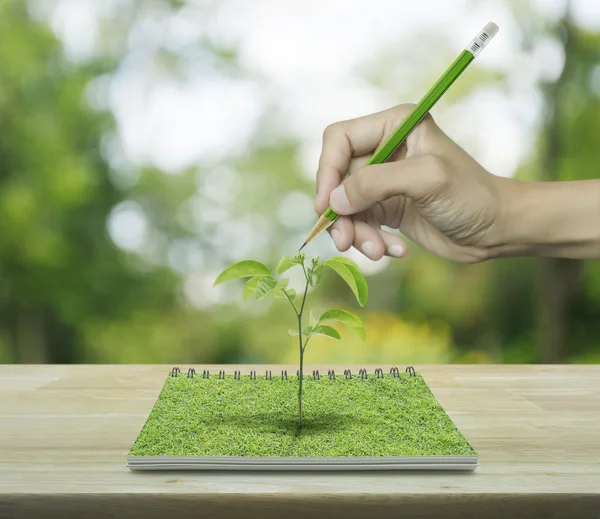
[127, 367, 477, 471]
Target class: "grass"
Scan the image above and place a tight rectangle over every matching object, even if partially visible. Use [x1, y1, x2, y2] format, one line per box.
[129, 373, 476, 458]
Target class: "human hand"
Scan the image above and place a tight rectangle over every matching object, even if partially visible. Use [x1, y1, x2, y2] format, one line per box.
[315, 104, 513, 264]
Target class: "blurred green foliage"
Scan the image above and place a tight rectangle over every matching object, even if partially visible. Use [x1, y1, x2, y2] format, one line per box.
[0, 1, 180, 362]
[0, 1, 598, 365]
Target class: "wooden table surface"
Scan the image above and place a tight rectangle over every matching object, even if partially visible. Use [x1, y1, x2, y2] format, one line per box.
[0, 364, 599, 519]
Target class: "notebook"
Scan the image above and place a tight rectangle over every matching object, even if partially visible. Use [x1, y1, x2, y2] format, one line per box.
[127, 367, 477, 471]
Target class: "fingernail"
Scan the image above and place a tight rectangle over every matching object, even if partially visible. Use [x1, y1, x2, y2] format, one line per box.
[330, 185, 350, 213]
[331, 229, 341, 246]
[388, 244, 405, 258]
[363, 241, 375, 257]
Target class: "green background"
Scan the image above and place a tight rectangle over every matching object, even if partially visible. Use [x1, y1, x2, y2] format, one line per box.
[1, 1, 599, 366]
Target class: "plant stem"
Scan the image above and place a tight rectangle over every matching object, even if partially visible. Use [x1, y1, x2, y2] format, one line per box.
[297, 313, 303, 426]
[284, 291, 298, 315]
[298, 263, 309, 316]
[297, 262, 310, 427]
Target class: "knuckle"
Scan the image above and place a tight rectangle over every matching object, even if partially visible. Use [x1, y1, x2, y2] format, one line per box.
[398, 102, 416, 111]
[392, 103, 416, 120]
[323, 122, 342, 140]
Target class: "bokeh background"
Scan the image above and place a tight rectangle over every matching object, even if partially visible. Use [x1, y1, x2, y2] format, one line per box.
[1, 0, 599, 365]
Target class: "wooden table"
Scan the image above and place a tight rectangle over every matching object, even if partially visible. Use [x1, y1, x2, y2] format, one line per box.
[0, 365, 599, 519]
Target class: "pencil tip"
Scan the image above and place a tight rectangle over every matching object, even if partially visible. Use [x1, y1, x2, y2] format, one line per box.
[299, 242, 307, 252]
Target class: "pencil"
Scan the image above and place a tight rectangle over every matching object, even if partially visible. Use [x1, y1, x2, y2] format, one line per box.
[300, 21, 499, 251]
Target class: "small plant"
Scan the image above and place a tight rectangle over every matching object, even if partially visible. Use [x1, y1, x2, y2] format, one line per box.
[214, 253, 368, 426]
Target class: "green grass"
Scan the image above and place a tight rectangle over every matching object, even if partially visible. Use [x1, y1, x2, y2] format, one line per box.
[129, 373, 476, 457]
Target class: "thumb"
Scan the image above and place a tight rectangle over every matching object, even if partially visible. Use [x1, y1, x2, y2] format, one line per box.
[329, 155, 448, 215]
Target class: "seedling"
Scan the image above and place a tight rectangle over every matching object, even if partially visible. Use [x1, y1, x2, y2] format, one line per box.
[214, 253, 368, 426]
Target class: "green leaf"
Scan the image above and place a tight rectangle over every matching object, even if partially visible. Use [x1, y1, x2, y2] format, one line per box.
[286, 288, 296, 301]
[255, 276, 278, 300]
[329, 256, 360, 269]
[324, 258, 368, 307]
[273, 278, 290, 298]
[214, 260, 272, 286]
[345, 265, 368, 306]
[243, 276, 261, 300]
[309, 310, 318, 327]
[290, 326, 312, 337]
[311, 325, 341, 340]
[308, 265, 324, 288]
[318, 308, 366, 341]
[276, 256, 301, 275]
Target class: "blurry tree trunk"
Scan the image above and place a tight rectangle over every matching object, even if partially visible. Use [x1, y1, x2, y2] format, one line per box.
[17, 308, 48, 363]
[536, 8, 582, 363]
[538, 258, 582, 362]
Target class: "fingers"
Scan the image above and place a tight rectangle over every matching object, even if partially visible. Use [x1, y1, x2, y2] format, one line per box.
[315, 116, 385, 213]
[352, 220, 386, 260]
[329, 216, 354, 252]
[329, 218, 408, 260]
[315, 104, 423, 213]
[329, 155, 448, 216]
[378, 229, 408, 258]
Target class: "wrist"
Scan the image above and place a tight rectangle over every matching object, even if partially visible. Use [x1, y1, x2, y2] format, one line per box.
[488, 178, 600, 259]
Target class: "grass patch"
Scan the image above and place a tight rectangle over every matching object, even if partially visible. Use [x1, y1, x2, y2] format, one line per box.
[129, 373, 475, 457]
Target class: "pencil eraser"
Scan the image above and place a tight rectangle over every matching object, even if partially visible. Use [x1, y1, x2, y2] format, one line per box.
[483, 22, 499, 38]
[466, 21, 499, 57]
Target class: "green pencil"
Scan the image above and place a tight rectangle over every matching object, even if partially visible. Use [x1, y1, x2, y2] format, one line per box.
[301, 21, 499, 250]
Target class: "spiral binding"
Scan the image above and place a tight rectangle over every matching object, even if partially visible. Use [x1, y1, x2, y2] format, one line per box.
[170, 366, 418, 380]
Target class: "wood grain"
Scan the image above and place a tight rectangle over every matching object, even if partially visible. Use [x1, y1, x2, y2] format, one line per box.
[0, 364, 599, 519]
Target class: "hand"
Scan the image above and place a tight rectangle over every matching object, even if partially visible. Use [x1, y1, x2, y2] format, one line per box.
[315, 103, 512, 264]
